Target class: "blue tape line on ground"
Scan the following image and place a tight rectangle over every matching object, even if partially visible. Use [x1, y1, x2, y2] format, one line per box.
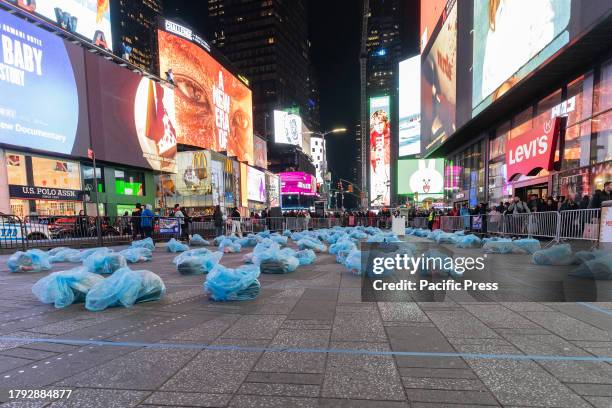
[577, 302, 612, 317]
[1, 336, 611, 363]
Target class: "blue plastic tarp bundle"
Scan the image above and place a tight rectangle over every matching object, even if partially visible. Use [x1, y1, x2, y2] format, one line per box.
[570, 254, 612, 280]
[131, 237, 155, 251]
[204, 264, 261, 301]
[175, 251, 223, 275]
[270, 235, 288, 246]
[532, 244, 577, 266]
[405, 228, 414, 235]
[454, 230, 466, 236]
[166, 238, 189, 253]
[283, 229, 292, 237]
[455, 234, 482, 248]
[8, 249, 52, 273]
[483, 239, 515, 254]
[435, 232, 457, 244]
[512, 238, 541, 254]
[255, 247, 299, 274]
[414, 229, 430, 237]
[32, 267, 104, 308]
[48, 248, 82, 263]
[85, 268, 166, 311]
[238, 236, 258, 247]
[297, 238, 327, 252]
[256, 230, 271, 238]
[219, 238, 242, 253]
[365, 227, 382, 235]
[73, 247, 112, 262]
[296, 249, 316, 266]
[119, 247, 153, 263]
[83, 252, 128, 275]
[291, 232, 305, 242]
[329, 239, 357, 255]
[48, 247, 70, 256]
[349, 231, 368, 240]
[575, 249, 607, 263]
[190, 234, 209, 247]
[343, 249, 363, 275]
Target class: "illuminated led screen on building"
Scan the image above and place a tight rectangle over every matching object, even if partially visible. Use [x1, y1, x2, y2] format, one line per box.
[273, 110, 303, 147]
[399, 55, 421, 157]
[369, 96, 391, 207]
[397, 158, 445, 200]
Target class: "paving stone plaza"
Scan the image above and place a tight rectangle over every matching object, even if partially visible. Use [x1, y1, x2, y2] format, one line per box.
[0, 236, 611, 408]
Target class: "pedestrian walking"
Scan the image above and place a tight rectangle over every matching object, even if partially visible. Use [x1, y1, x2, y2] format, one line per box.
[131, 203, 142, 239]
[213, 205, 224, 237]
[141, 204, 154, 238]
[230, 208, 243, 237]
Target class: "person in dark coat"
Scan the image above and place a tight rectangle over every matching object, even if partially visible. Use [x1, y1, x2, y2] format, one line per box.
[579, 195, 590, 210]
[131, 203, 142, 239]
[213, 205, 224, 237]
[588, 182, 611, 209]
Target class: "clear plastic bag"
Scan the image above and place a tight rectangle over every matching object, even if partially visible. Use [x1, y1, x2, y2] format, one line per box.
[575, 249, 607, 263]
[219, 238, 242, 253]
[176, 251, 223, 275]
[329, 239, 357, 255]
[8, 249, 52, 273]
[343, 249, 363, 275]
[270, 235, 288, 246]
[295, 249, 316, 266]
[238, 236, 258, 247]
[32, 267, 104, 308]
[166, 238, 189, 253]
[570, 254, 612, 280]
[119, 247, 153, 263]
[532, 244, 577, 266]
[297, 238, 327, 252]
[131, 237, 155, 251]
[204, 264, 261, 301]
[83, 252, 128, 275]
[512, 238, 541, 254]
[283, 229, 292, 237]
[254, 247, 299, 274]
[72, 247, 112, 262]
[455, 234, 482, 248]
[85, 268, 165, 311]
[48, 248, 82, 263]
[349, 231, 368, 240]
[190, 234, 209, 247]
[483, 239, 515, 254]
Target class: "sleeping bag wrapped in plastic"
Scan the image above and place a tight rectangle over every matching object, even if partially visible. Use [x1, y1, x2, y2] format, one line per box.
[204, 264, 261, 301]
[166, 238, 189, 253]
[329, 238, 357, 255]
[349, 230, 368, 240]
[48, 248, 82, 263]
[83, 252, 128, 275]
[296, 249, 316, 266]
[32, 267, 104, 308]
[270, 235, 288, 246]
[71, 247, 112, 262]
[8, 249, 52, 273]
[365, 227, 382, 235]
[483, 239, 516, 254]
[238, 236, 258, 248]
[283, 229, 292, 237]
[255, 247, 299, 274]
[575, 249, 607, 263]
[454, 230, 466, 236]
[291, 232, 305, 242]
[434, 232, 458, 244]
[119, 247, 153, 263]
[175, 251, 223, 275]
[454, 234, 482, 248]
[297, 238, 327, 252]
[189, 234, 209, 247]
[219, 238, 242, 253]
[532, 244, 577, 266]
[512, 238, 541, 254]
[569, 254, 612, 280]
[344, 249, 363, 275]
[85, 267, 166, 311]
[47, 247, 71, 256]
[256, 230, 271, 239]
[131, 237, 155, 251]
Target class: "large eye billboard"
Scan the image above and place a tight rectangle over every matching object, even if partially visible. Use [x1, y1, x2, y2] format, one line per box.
[0, 9, 89, 156]
[4, 0, 113, 51]
[273, 110, 303, 147]
[421, 0, 456, 155]
[399, 55, 421, 157]
[472, 0, 571, 117]
[157, 28, 254, 165]
[369, 96, 391, 207]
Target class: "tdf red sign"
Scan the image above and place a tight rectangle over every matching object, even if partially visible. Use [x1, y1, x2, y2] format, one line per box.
[506, 118, 560, 180]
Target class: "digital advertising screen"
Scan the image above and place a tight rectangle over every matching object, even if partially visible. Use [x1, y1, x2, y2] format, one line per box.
[420, 0, 447, 52]
[397, 158, 445, 200]
[421, 0, 457, 155]
[86, 53, 177, 172]
[273, 110, 303, 147]
[280, 172, 316, 196]
[369, 96, 391, 207]
[399, 55, 421, 157]
[7, 0, 113, 51]
[158, 28, 254, 164]
[472, 0, 571, 117]
[253, 136, 268, 169]
[266, 173, 280, 207]
[175, 151, 211, 196]
[247, 166, 266, 202]
[0, 9, 89, 156]
[210, 153, 224, 206]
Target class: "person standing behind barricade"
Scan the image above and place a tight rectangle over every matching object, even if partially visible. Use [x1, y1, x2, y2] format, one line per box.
[459, 204, 470, 230]
[560, 193, 580, 238]
[173, 204, 187, 240]
[579, 195, 590, 210]
[231, 208, 243, 237]
[589, 182, 611, 209]
[141, 204, 154, 238]
[213, 205, 224, 237]
[427, 208, 435, 230]
[131, 203, 142, 240]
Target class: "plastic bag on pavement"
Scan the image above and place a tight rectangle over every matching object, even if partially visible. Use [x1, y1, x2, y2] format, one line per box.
[295, 249, 316, 266]
[344, 249, 363, 275]
[49, 248, 81, 263]
[297, 238, 327, 252]
[570, 254, 612, 280]
[349, 231, 368, 240]
[85, 268, 166, 311]
[219, 238, 242, 253]
[72, 247, 112, 262]
[435, 232, 457, 244]
[238, 236, 258, 247]
[32, 267, 104, 308]
[8, 249, 52, 273]
[83, 252, 128, 275]
[329, 239, 357, 255]
[255, 247, 299, 274]
[166, 238, 189, 253]
[512, 238, 541, 254]
[283, 229, 292, 237]
[204, 264, 261, 301]
[256, 230, 271, 239]
[270, 235, 288, 246]
[575, 249, 607, 263]
[131, 237, 155, 251]
[172, 248, 211, 265]
[454, 230, 466, 236]
[190, 234, 209, 247]
[532, 244, 578, 266]
[455, 234, 482, 248]
[119, 247, 153, 263]
[48, 247, 72, 256]
[176, 251, 223, 275]
[483, 239, 515, 254]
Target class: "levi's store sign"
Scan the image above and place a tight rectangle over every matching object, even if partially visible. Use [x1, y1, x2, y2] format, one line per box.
[506, 118, 560, 180]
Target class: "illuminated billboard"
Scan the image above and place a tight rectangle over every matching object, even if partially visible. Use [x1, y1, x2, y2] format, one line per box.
[7, 0, 113, 51]
[158, 27, 254, 164]
[247, 166, 266, 202]
[266, 173, 280, 207]
[472, 0, 570, 117]
[397, 158, 445, 200]
[420, 0, 447, 52]
[422, 0, 456, 155]
[280, 172, 316, 196]
[369, 96, 391, 207]
[253, 136, 267, 168]
[0, 9, 89, 156]
[273, 110, 303, 147]
[175, 151, 211, 197]
[399, 55, 421, 156]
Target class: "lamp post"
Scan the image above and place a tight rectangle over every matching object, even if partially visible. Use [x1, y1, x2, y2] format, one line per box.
[305, 128, 346, 210]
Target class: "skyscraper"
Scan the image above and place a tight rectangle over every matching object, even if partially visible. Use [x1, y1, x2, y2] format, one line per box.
[111, 0, 163, 73]
[205, 0, 319, 138]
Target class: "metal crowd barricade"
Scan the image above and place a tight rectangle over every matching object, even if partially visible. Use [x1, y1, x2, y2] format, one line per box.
[558, 208, 601, 242]
[439, 216, 463, 232]
[528, 211, 559, 239]
[410, 217, 429, 229]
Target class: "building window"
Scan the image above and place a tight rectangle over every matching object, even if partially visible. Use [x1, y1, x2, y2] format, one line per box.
[6, 153, 26, 185]
[31, 156, 81, 190]
[82, 166, 105, 193]
[591, 109, 612, 164]
[115, 169, 145, 196]
[510, 106, 534, 139]
[533, 89, 562, 130]
[594, 58, 612, 115]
